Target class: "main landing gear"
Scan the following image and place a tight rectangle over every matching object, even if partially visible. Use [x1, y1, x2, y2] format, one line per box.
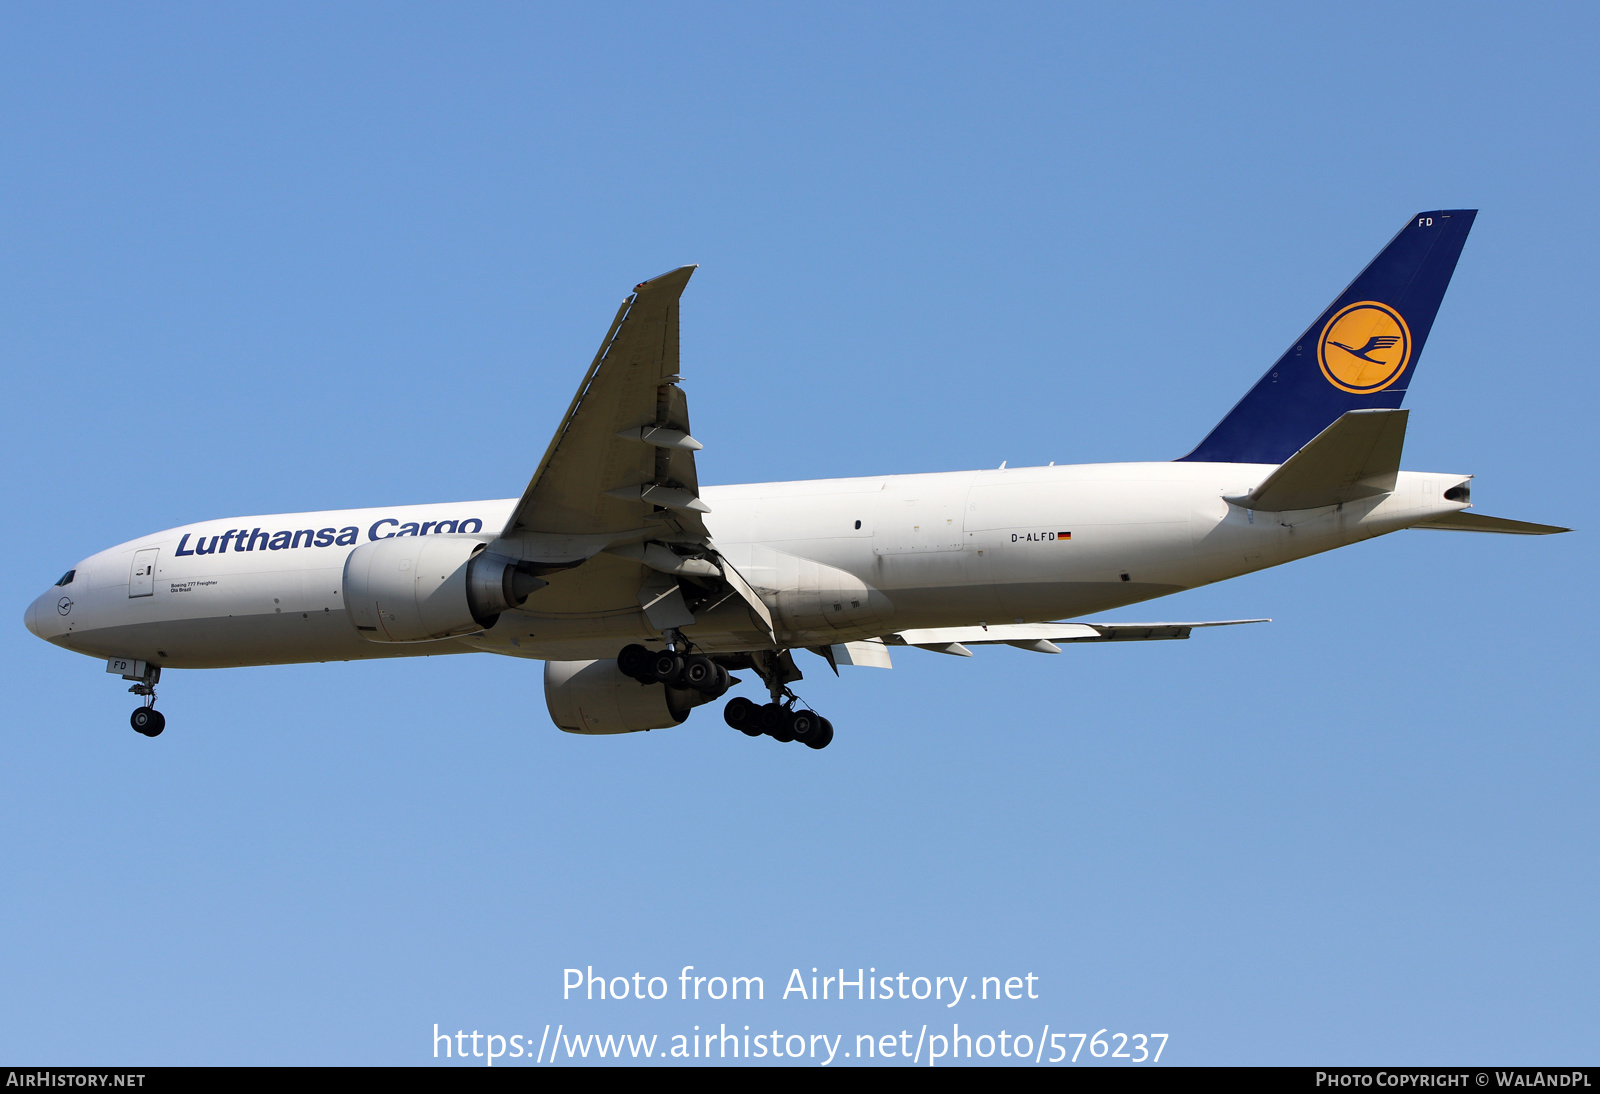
[617, 641, 835, 749]
[731, 649, 834, 749]
[616, 643, 733, 698]
[722, 696, 834, 749]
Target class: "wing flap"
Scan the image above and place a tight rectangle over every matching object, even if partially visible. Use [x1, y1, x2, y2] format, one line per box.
[882, 619, 1269, 650]
[829, 639, 894, 668]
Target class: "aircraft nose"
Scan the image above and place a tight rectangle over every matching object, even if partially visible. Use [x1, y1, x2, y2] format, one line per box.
[24, 589, 66, 643]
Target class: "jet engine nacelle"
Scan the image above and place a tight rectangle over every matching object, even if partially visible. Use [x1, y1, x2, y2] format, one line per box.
[343, 535, 544, 642]
[544, 659, 719, 735]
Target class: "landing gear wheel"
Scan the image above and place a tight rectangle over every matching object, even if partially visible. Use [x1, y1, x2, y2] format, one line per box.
[804, 717, 834, 750]
[723, 696, 762, 737]
[682, 655, 721, 694]
[131, 708, 165, 737]
[617, 643, 652, 681]
[788, 709, 822, 744]
[761, 703, 794, 742]
[645, 651, 684, 685]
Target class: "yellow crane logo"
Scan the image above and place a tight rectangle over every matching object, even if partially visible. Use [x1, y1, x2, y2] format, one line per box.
[1317, 301, 1412, 393]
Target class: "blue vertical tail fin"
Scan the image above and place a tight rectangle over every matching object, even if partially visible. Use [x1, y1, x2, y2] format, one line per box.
[1178, 210, 1477, 465]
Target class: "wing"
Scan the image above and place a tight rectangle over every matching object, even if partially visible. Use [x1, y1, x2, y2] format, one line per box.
[499, 265, 707, 544]
[834, 619, 1270, 663]
[487, 267, 774, 649]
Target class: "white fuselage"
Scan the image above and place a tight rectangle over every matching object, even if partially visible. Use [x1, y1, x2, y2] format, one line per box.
[24, 461, 1469, 670]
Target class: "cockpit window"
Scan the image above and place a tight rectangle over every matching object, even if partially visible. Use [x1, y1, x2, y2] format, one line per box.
[55, 570, 75, 587]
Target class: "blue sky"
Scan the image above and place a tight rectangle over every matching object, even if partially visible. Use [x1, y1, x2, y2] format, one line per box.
[2, 3, 1595, 1066]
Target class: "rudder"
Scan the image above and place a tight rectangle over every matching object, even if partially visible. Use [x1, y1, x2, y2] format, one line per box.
[1178, 210, 1476, 465]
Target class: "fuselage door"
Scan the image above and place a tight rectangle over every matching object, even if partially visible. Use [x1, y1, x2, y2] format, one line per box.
[129, 548, 158, 598]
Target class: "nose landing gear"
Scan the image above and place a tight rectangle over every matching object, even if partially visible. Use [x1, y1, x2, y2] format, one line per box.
[119, 661, 164, 737]
[130, 706, 165, 737]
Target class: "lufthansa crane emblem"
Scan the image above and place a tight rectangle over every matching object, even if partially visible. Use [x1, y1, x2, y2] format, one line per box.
[1317, 301, 1412, 394]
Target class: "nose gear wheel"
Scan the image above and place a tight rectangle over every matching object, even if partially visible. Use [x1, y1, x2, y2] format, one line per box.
[130, 707, 165, 737]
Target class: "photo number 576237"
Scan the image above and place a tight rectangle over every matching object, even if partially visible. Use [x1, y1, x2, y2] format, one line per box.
[1065, 1030, 1168, 1063]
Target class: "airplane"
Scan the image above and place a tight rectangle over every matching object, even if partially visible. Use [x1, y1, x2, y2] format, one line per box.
[24, 209, 1567, 748]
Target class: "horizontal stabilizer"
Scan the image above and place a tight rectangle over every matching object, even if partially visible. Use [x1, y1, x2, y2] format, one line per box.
[880, 619, 1268, 653]
[1410, 511, 1570, 535]
[1229, 409, 1407, 512]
